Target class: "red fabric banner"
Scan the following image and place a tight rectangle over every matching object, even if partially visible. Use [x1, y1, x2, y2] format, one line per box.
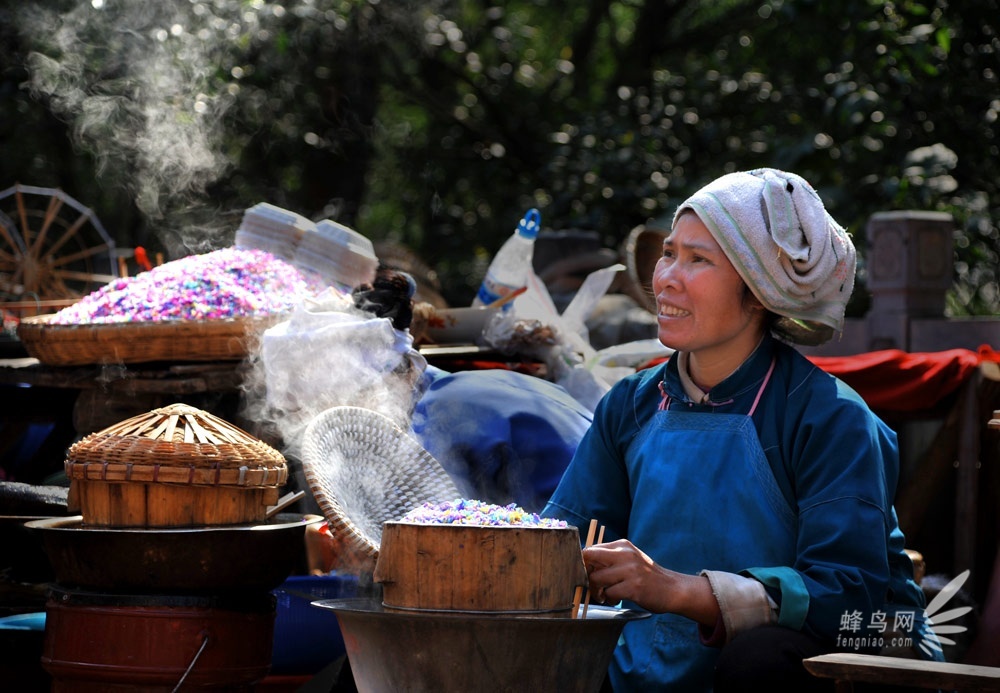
[641, 345, 999, 413]
[808, 345, 998, 412]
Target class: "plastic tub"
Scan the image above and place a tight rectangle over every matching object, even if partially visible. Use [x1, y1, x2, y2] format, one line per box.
[270, 574, 359, 675]
[0, 612, 49, 690]
[0, 612, 46, 631]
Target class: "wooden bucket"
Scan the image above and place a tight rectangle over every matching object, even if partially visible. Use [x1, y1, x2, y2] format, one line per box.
[373, 522, 587, 616]
[41, 588, 275, 692]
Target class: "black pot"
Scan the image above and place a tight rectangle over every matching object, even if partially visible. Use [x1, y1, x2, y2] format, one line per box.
[25, 514, 321, 594]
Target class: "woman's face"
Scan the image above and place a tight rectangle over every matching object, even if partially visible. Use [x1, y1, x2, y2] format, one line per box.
[652, 211, 766, 365]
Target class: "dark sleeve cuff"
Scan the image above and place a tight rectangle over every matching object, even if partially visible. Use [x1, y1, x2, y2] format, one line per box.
[698, 612, 727, 648]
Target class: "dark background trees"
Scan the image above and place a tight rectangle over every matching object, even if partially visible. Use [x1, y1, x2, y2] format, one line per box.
[1, 0, 997, 313]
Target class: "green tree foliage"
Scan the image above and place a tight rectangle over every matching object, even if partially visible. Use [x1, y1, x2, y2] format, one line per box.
[0, 0, 996, 313]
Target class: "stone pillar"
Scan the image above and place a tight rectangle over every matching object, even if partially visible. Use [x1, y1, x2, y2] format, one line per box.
[865, 211, 954, 350]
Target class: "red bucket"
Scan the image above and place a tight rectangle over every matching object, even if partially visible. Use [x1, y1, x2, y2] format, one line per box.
[42, 588, 275, 692]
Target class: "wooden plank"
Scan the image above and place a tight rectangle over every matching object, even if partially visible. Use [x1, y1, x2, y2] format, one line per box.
[893, 404, 959, 535]
[0, 359, 242, 393]
[0, 299, 79, 310]
[803, 653, 1000, 691]
[954, 372, 982, 576]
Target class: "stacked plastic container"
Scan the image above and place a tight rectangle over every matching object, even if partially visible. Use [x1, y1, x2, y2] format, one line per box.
[234, 203, 314, 262]
[293, 220, 378, 293]
[234, 203, 378, 292]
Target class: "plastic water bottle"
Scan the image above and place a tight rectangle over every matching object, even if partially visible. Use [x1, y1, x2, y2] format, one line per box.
[472, 208, 541, 308]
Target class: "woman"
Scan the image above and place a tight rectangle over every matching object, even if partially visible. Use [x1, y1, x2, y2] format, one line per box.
[542, 168, 936, 691]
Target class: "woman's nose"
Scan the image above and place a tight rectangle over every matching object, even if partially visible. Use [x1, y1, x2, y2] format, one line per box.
[652, 258, 678, 292]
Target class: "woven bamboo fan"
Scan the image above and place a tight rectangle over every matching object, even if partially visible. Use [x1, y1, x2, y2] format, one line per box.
[300, 406, 461, 563]
[66, 403, 288, 528]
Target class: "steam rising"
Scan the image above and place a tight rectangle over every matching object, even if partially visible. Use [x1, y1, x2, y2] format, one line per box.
[242, 289, 422, 464]
[19, 1, 238, 253]
[13, 2, 446, 522]
[13, 0, 425, 483]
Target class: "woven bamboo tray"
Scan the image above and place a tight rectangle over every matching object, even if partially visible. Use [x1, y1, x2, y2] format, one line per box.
[17, 314, 280, 366]
[622, 223, 669, 314]
[300, 405, 461, 564]
[66, 403, 288, 527]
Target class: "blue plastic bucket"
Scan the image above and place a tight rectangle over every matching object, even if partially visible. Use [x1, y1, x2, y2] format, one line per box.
[270, 573, 358, 675]
[0, 612, 46, 631]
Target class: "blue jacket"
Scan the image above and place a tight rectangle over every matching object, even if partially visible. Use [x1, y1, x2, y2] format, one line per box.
[544, 335, 933, 687]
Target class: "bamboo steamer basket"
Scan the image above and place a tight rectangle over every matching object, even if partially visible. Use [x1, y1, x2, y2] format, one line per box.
[64, 403, 287, 528]
[374, 521, 587, 617]
[16, 314, 278, 366]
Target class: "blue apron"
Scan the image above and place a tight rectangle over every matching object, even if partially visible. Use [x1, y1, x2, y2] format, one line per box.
[612, 359, 798, 691]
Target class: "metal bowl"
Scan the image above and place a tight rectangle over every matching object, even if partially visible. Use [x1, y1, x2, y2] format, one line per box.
[25, 514, 322, 593]
[313, 597, 649, 692]
[424, 306, 500, 345]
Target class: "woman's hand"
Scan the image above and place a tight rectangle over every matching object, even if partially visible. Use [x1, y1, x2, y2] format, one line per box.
[583, 539, 721, 627]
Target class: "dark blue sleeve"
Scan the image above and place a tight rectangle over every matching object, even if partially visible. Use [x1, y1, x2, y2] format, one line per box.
[541, 373, 645, 542]
[765, 368, 919, 641]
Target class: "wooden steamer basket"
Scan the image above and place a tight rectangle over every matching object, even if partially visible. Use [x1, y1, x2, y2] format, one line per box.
[64, 403, 288, 527]
[300, 406, 588, 616]
[374, 521, 588, 617]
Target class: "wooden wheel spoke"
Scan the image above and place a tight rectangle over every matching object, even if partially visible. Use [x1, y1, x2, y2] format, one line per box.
[51, 242, 111, 268]
[29, 194, 65, 255]
[15, 188, 32, 248]
[0, 222, 22, 256]
[38, 274, 75, 300]
[52, 268, 116, 284]
[46, 210, 91, 260]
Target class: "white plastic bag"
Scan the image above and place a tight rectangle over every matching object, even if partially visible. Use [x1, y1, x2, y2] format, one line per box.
[485, 264, 625, 411]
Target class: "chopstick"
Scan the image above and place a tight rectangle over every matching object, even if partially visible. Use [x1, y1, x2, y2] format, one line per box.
[572, 519, 599, 619]
[581, 524, 606, 619]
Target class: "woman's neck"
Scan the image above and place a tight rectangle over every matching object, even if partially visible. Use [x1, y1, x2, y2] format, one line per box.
[686, 333, 765, 391]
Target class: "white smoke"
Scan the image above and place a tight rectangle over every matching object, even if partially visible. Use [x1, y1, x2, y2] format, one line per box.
[241, 288, 422, 464]
[18, 1, 239, 254]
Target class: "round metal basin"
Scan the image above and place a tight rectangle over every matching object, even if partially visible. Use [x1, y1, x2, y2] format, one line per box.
[25, 514, 321, 593]
[313, 597, 649, 693]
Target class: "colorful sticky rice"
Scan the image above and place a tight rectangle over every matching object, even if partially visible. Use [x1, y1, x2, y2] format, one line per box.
[401, 499, 568, 528]
[50, 248, 323, 324]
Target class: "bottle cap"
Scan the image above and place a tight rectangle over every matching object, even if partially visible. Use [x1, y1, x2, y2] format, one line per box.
[517, 208, 541, 240]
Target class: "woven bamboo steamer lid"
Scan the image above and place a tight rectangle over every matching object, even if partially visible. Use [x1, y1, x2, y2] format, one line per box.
[66, 403, 288, 528]
[300, 405, 462, 570]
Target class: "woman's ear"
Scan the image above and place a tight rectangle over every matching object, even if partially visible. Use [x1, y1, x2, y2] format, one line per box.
[742, 285, 767, 313]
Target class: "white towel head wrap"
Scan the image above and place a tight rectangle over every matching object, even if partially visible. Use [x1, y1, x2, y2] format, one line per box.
[672, 168, 856, 346]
